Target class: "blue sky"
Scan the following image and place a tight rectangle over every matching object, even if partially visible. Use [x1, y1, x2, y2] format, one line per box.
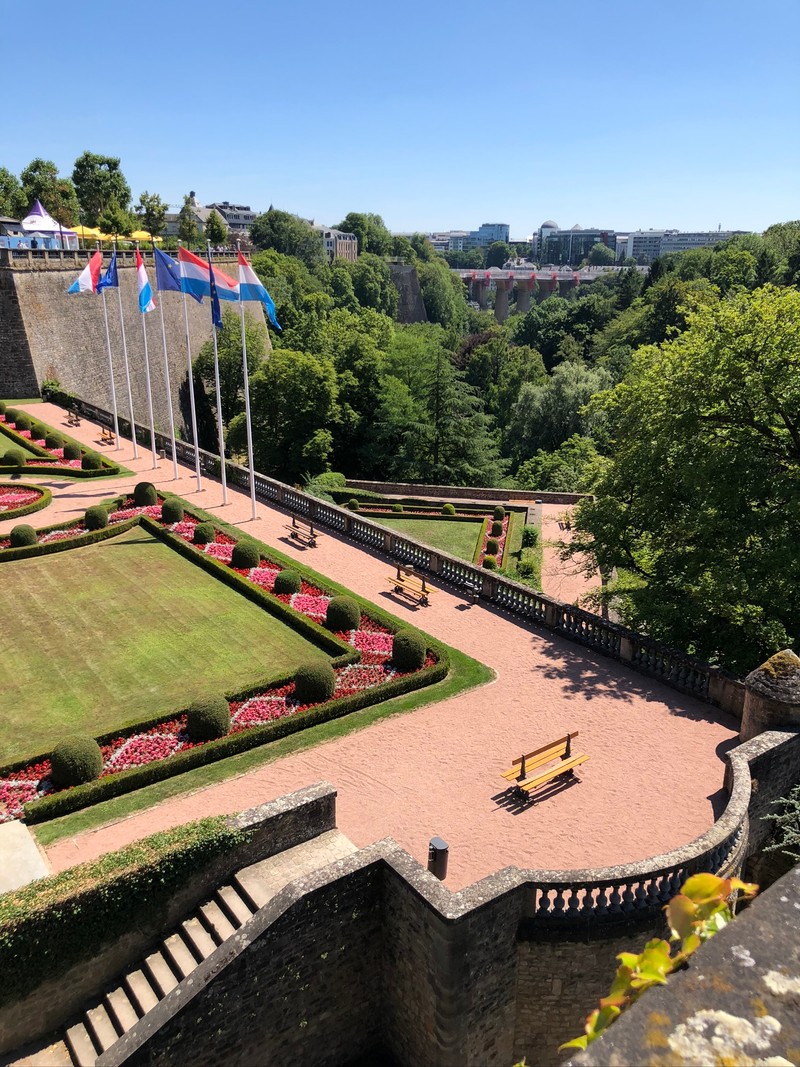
[4, 0, 798, 237]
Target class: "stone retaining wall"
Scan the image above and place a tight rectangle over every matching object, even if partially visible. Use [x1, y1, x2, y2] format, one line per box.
[347, 478, 591, 505]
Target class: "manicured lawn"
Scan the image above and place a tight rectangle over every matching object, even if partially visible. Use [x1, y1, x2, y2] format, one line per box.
[371, 516, 484, 562]
[0, 527, 324, 763]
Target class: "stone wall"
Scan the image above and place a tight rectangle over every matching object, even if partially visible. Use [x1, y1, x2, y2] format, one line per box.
[347, 478, 591, 505]
[0, 261, 267, 436]
[389, 263, 427, 323]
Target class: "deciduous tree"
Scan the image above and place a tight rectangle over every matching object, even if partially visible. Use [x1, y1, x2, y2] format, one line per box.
[204, 210, 228, 247]
[19, 158, 80, 226]
[72, 151, 131, 227]
[134, 191, 167, 240]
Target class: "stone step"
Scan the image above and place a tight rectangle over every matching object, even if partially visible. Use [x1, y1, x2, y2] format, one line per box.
[84, 1004, 118, 1052]
[123, 968, 159, 1016]
[234, 829, 358, 911]
[64, 1023, 97, 1067]
[215, 883, 254, 927]
[199, 899, 237, 943]
[162, 932, 198, 979]
[181, 916, 218, 961]
[143, 950, 179, 998]
[104, 987, 139, 1034]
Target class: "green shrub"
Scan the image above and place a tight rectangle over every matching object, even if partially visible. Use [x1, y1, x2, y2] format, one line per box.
[4, 408, 18, 422]
[325, 596, 361, 632]
[28, 422, 45, 440]
[483, 554, 498, 570]
[516, 558, 538, 579]
[274, 569, 301, 595]
[347, 498, 360, 511]
[3, 448, 27, 467]
[441, 503, 456, 515]
[193, 522, 216, 545]
[491, 520, 503, 537]
[44, 432, 64, 450]
[84, 505, 108, 531]
[9, 524, 37, 547]
[186, 695, 231, 741]
[486, 537, 500, 555]
[81, 452, 102, 470]
[391, 503, 404, 513]
[231, 539, 261, 569]
[63, 442, 81, 461]
[161, 498, 184, 525]
[293, 661, 336, 703]
[50, 736, 103, 788]
[521, 524, 539, 548]
[13, 413, 31, 432]
[0, 401, 5, 415]
[392, 629, 426, 671]
[493, 505, 506, 521]
[314, 471, 347, 488]
[133, 481, 158, 507]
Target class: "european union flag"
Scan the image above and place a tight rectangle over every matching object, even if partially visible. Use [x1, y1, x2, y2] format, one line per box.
[97, 252, 118, 291]
[155, 248, 202, 302]
[208, 258, 223, 331]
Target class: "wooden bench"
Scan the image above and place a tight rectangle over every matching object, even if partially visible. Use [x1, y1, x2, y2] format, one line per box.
[500, 732, 589, 797]
[66, 411, 81, 427]
[100, 425, 116, 445]
[283, 514, 318, 547]
[386, 565, 432, 606]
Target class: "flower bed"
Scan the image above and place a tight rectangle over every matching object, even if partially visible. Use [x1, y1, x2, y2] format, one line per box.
[0, 413, 114, 473]
[477, 513, 509, 566]
[0, 484, 50, 520]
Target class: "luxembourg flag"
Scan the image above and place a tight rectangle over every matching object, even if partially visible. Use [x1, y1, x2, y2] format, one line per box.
[67, 251, 103, 294]
[178, 247, 239, 302]
[238, 251, 281, 330]
[136, 250, 156, 314]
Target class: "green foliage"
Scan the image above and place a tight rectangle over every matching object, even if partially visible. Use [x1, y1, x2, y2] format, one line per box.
[133, 481, 158, 507]
[20, 158, 80, 226]
[0, 401, 5, 415]
[391, 629, 426, 671]
[392, 502, 404, 513]
[765, 781, 800, 861]
[72, 151, 131, 227]
[97, 197, 133, 239]
[10, 524, 37, 547]
[4, 408, 18, 422]
[50, 736, 103, 788]
[587, 242, 616, 265]
[349, 254, 398, 316]
[81, 452, 102, 470]
[491, 520, 503, 537]
[195, 309, 267, 431]
[186, 696, 231, 742]
[515, 435, 605, 493]
[250, 208, 325, 269]
[13, 413, 31, 432]
[273, 569, 301, 595]
[325, 596, 361, 632]
[493, 505, 506, 521]
[485, 241, 512, 268]
[134, 190, 167, 239]
[193, 522, 215, 545]
[0, 167, 26, 218]
[417, 257, 468, 330]
[482, 554, 498, 570]
[521, 524, 539, 548]
[177, 194, 199, 247]
[293, 660, 336, 703]
[83, 505, 108, 531]
[486, 537, 499, 555]
[204, 210, 228, 247]
[63, 442, 81, 461]
[509, 361, 612, 461]
[3, 448, 27, 467]
[311, 470, 347, 489]
[28, 421, 45, 440]
[44, 432, 63, 450]
[230, 539, 261, 569]
[333, 212, 392, 256]
[160, 498, 184, 525]
[441, 503, 456, 515]
[348, 498, 361, 511]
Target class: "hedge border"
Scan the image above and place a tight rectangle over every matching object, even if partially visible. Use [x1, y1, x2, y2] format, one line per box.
[0, 416, 120, 477]
[0, 483, 51, 521]
[471, 516, 491, 566]
[0, 494, 128, 563]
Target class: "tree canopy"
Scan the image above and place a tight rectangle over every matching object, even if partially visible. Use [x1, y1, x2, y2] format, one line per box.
[72, 151, 131, 227]
[334, 212, 392, 256]
[204, 210, 228, 247]
[134, 191, 167, 239]
[19, 158, 80, 226]
[249, 208, 324, 268]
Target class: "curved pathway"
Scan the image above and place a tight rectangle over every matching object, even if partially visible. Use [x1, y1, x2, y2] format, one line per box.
[4, 404, 739, 890]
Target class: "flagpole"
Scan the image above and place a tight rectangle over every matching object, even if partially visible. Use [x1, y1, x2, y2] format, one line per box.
[136, 244, 158, 469]
[114, 241, 139, 459]
[157, 284, 180, 480]
[207, 242, 228, 506]
[237, 243, 257, 521]
[98, 243, 121, 450]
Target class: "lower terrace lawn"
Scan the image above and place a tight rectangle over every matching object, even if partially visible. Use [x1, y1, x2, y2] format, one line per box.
[370, 516, 483, 563]
[0, 527, 324, 764]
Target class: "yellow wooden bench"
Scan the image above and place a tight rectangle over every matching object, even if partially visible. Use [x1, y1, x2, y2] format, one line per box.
[283, 514, 318, 547]
[500, 732, 588, 796]
[386, 566, 432, 606]
[100, 425, 116, 445]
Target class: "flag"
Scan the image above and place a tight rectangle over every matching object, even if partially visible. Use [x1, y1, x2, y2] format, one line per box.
[67, 251, 103, 294]
[154, 248, 202, 302]
[97, 251, 119, 291]
[178, 247, 239, 302]
[237, 251, 281, 330]
[208, 256, 223, 331]
[135, 250, 156, 314]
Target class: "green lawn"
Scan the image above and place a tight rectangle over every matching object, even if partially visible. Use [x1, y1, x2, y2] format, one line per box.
[371, 516, 484, 562]
[0, 528, 324, 763]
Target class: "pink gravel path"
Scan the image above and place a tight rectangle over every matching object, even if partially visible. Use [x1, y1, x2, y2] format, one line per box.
[540, 503, 599, 605]
[9, 404, 739, 890]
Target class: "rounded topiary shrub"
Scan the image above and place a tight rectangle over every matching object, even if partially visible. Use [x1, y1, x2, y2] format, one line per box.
[133, 481, 158, 507]
[391, 503, 404, 513]
[161, 498, 184, 525]
[491, 520, 503, 537]
[4, 408, 18, 423]
[3, 448, 27, 467]
[186, 695, 231, 742]
[81, 452, 102, 470]
[28, 422, 45, 440]
[493, 505, 506, 521]
[521, 524, 539, 548]
[483, 554, 498, 570]
[231, 539, 261, 569]
[63, 442, 81, 461]
[84, 505, 108, 531]
[293, 661, 336, 704]
[45, 432, 64, 451]
[441, 503, 456, 516]
[193, 522, 215, 545]
[13, 413, 31, 432]
[391, 629, 426, 671]
[10, 524, 37, 547]
[325, 596, 361, 632]
[49, 735, 103, 789]
[0, 401, 5, 415]
[486, 537, 500, 556]
[347, 498, 360, 512]
[274, 569, 302, 595]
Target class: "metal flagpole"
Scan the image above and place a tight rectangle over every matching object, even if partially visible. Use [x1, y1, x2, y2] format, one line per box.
[157, 296, 179, 480]
[207, 242, 228, 506]
[178, 244, 202, 491]
[98, 244, 121, 449]
[114, 241, 139, 459]
[137, 244, 158, 468]
[237, 243, 257, 520]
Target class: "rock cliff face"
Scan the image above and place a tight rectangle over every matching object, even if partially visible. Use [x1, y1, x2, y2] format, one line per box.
[0, 261, 266, 435]
[389, 263, 427, 324]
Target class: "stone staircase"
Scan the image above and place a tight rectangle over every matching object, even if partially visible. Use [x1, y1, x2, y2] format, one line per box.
[59, 829, 357, 1067]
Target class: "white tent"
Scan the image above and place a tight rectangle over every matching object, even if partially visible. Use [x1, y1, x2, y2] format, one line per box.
[20, 200, 78, 249]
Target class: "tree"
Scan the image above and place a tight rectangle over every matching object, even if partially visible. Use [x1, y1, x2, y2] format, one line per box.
[349, 254, 398, 316]
[515, 435, 605, 492]
[572, 285, 800, 673]
[72, 151, 131, 227]
[19, 158, 80, 226]
[204, 210, 228, 247]
[194, 308, 268, 430]
[97, 198, 133, 240]
[249, 208, 324, 268]
[509, 360, 611, 460]
[334, 212, 392, 256]
[485, 241, 512, 268]
[417, 258, 467, 330]
[0, 167, 26, 218]
[587, 242, 616, 266]
[177, 194, 199, 247]
[134, 191, 167, 240]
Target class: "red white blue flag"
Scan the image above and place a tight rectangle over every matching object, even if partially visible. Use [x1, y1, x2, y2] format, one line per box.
[136, 250, 156, 314]
[67, 251, 103, 294]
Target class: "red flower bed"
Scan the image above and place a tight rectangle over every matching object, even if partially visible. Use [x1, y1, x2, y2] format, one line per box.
[0, 486, 43, 514]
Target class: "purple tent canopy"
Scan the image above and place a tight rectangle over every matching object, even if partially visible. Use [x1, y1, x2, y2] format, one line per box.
[21, 200, 77, 248]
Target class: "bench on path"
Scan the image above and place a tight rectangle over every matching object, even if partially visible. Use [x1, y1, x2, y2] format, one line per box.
[500, 732, 588, 797]
[386, 564, 432, 607]
[100, 425, 116, 446]
[283, 514, 318, 547]
[65, 411, 81, 427]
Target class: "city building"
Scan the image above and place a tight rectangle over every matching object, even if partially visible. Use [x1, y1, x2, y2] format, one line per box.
[621, 228, 749, 263]
[539, 224, 616, 266]
[206, 201, 258, 235]
[315, 225, 358, 262]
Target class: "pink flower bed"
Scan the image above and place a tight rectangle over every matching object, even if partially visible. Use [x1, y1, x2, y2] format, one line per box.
[478, 513, 509, 565]
[1, 418, 83, 469]
[0, 487, 42, 513]
[290, 593, 330, 619]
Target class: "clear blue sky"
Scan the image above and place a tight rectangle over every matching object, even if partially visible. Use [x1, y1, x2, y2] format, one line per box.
[5, 0, 798, 237]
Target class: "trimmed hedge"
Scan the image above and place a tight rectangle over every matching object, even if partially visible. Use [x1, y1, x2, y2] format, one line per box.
[274, 569, 301, 595]
[293, 661, 336, 703]
[441, 503, 456, 516]
[81, 452, 102, 471]
[325, 595, 361, 632]
[491, 520, 503, 537]
[13, 413, 31, 432]
[161, 498, 184, 525]
[2, 448, 29, 468]
[44, 432, 64, 451]
[193, 522, 215, 544]
[9, 524, 36, 547]
[133, 482, 158, 507]
[392, 629, 426, 671]
[493, 505, 506, 521]
[84, 505, 108, 531]
[0, 515, 137, 564]
[0, 401, 5, 415]
[347, 498, 361, 512]
[391, 503, 404, 513]
[486, 537, 499, 556]
[482, 554, 498, 570]
[231, 539, 261, 569]
[50, 736, 103, 788]
[63, 443, 81, 461]
[521, 524, 539, 548]
[0, 483, 50, 520]
[186, 696, 231, 741]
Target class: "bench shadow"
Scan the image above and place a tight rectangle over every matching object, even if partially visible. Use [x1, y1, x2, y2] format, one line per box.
[492, 773, 581, 815]
[378, 590, 423, 612]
